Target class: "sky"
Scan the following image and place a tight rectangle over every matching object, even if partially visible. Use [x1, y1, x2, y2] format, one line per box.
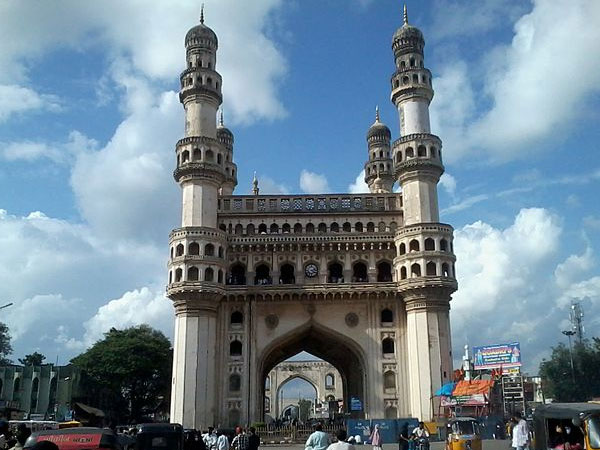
[0, 0, 599, 376]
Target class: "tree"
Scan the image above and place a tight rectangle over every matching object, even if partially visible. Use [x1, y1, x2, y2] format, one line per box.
[539, 338, 600, 402]
[19, 352, 46, 366]
[298, 399, 312, 424]
[0, 322, 13, 365]
[71, 325, 172, 422]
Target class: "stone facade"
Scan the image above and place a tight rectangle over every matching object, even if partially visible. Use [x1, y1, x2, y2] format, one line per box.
[168, 7, 457, 429]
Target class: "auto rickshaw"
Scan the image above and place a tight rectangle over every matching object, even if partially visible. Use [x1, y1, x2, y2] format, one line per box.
[135, 423, 183, 450]
[445, 417, 482, 450]
[532, 403, 600, 450]
[24, 427, 122, 449]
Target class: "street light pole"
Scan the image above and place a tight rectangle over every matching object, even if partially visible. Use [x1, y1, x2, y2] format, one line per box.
[562, 330, 576, 382]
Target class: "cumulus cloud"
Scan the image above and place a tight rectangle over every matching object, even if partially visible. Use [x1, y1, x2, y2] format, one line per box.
[430, 0, 600, 163]
[255, 175, 290, 194]
[348, 170, 369, 194]
[299, 170, 330, 194]
[1, 131, 97, 163]
[439, 173, 457, 197]
[0, 84, 61, 122]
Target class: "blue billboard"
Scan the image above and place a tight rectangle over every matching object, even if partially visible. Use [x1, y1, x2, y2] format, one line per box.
[473, 342, 521, 370]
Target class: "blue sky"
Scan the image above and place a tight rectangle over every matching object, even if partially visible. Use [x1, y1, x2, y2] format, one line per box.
[0, 0, 599, 374]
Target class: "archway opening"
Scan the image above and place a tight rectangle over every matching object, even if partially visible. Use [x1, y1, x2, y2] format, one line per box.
[259, 323, 366, 423]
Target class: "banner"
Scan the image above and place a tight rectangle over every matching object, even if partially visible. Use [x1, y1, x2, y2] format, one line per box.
[473, 342, 521, 370]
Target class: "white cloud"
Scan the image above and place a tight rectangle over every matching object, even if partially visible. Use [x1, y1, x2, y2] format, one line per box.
[1, 131, 97, 163]
[431, 0, 600, 163]
[439, 173, 457, 197]
[0, 84, 61, 122]
[299, 170, 330, 194]
[348, 170, 369, 194]
[554, 247, 595, 290]
[255, 175, 290, 194]
[441, 194, 488, 215]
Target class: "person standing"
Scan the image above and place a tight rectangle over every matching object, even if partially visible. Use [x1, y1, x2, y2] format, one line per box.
[247, 427, 260, 450]
[511, 412, 530, 450]
[305, 424, 330, 450]
[370, 424, 383, 450]
[217, 431, 230, 450]
[203, 428, 218, 450]
[326, 429, 354, 450]
[232, 427, 249, 450]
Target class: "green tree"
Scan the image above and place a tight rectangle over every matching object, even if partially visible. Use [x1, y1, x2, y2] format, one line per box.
[71, 325, 172, 422]
[0, 322, 13, 365]
[539, 338, 600, 402]
[298, 399, 313, 423]
[19, 352, 46, 366]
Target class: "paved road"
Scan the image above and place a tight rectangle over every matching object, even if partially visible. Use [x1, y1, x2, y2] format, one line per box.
[263, 441, 511, 450]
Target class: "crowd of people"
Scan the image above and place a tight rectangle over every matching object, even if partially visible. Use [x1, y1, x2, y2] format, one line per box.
[0, 421, 32, 450]
[197, 426, 261, 450]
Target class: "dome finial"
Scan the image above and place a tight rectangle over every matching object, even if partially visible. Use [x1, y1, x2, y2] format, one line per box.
[375, 105, 380, 122]
[403, 4, 408, 25]
[200, 3, 205, 24]
[252, 171, 259, 195]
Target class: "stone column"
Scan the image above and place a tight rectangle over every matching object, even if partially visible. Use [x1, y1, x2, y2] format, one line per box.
[170, 299, 219, 429]
[404, 290, 452, 421]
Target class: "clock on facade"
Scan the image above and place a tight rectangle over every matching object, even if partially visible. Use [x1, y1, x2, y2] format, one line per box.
[305, 263, 318, 278]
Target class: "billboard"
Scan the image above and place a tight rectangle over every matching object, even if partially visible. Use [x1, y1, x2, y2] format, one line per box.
[473, 342, 521, 370]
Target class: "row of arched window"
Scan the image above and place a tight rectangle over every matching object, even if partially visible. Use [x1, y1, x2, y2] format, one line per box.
[366, 162, 392, 175]
[227, 261, 393, 286]
[398, 237, 452, 255]
[393, 72, 431, 89]
[372, 150, 391, 160]
[395, 144, 440, 163]
[398, 261, 453, 279]
[221, 220, 398, 235]
[187, 58, 213, 70]
[398, 56, 423, 69]
[181, 74, 220, 91]
[170, 242, 224, 259]
[169, 267, 224, 283]
[177, 148, 235, 177]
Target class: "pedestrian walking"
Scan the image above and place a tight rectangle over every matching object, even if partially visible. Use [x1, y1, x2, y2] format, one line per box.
[203, 427, 218, 450]
[305, 423, 330, 450]
[217, 430, 230, 450]
[370, 424, 382, 450]
[511, 412, 530, 450]
[232, 427, 249, 450]
[247, 427, 260, 450]
[326, 429, 354, 450]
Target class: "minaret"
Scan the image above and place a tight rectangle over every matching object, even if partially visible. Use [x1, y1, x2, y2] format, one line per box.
[391, 6, 457, 421]
[217, 110, 238, 195]
[167, 10, 229, 429]
[252, 172, 260, 195]
[364, 106, 394, 193]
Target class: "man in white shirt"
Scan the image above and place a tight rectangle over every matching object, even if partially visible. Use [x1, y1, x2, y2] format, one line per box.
[326, 429, 354, 450]
[511, 412, 530, 450]
[412, 422, 430, 439]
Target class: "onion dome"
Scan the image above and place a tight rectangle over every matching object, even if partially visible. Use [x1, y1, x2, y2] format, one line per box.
[392, 5, 424, 45]
[217, 110, 234, 149]
[185, 6, 218, 48]
[367, 106, 391, 140]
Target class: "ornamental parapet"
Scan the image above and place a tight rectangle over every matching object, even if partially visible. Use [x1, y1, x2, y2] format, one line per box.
[394, 251, 456, 264]
[392, 133, 441, 148]
[394, 158, 443, 179]
[173, 162, 226, 184]
[218, 193, 402, 215]
[169, 255, 225, 266]
[391, 84, 433, 105]
[396, 222, 453, 237]
[170, 226, 227, 241]
[179, 85, 222, 104]
[167, 282, 225, 301]
[176, 136, 221, 149]
[398, 277, 457, 296]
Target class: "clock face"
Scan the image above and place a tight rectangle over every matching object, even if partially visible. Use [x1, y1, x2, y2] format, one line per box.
[305, 263, 318, 278]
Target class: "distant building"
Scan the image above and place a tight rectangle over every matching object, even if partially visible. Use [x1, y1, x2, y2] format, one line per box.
[0, 364, 82, 420]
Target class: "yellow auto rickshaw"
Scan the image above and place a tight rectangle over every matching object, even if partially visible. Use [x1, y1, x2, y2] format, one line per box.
[532, 403, 600, 450]
[446, 417, 482, 450]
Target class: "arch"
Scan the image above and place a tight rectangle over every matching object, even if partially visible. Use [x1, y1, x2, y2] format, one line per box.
[258, 223, 267, 234]
[381, 308, 393, 324]
[229, 264, 246, 285]
[389, 222, 398, 233]
[426, 261, 437, 276]
[402, 75, 409, 85]
[409, 239, 420, 252]
[218, 246, 223, 258]
[396, 152, 402, 163]
[318, 222, 327, 233]
[234, 224, 243, 235]
[440, 239, 448, 251]
[400, 60, 406, 68]
[219, 224, 227, 232]
[168, 271, 172, 284]
[293, 223, 303, 234]
[205, 267, 214, 281]
[188, 242, 200, 255]
[442, 263, 450, 277]
[181, 150, 190, 163]
[399, 243, 406, 255]
[264, 397, 270, 413]
[383, 370, 396, 390]
[247, 223, 255, 235]
[410, 57, 415, 67]
[231, 311, 244, 325]
[170, 246, 174, 259]
[406, 147, 414, 158]
[192, 148, 201, 161]
[282, 223, 291, 233]
[330, 222, 340, 233]
[325, 374, 335, 388]
[279, 263, 295, 285]
[412, 74, 419, 83]
[418, 145, 426, 157]
[218, 269, 223, 283]
[187, 266, 199, 281]
[366, 222, 375, 232]
[176, 243, 184, 257]
[30, 377, 40, 411]
[205, 149, 214, 161]
[377, 261, 392, 282]
[205, 243, 215, 256]
[342, 222, 351, 232]
[217, 153, 222, 164]
[13, 377, 20, 393]
[352, 262, 368, 282]
[48, 376, 57, 409]
[175, 268, 183, 282]
[411, 263, 421, 277]
[254, 264, 271, 285]
[306, 223, 315, 233]
[378, 221, 386, 232]
[229, 374, 241, 392]
[258, 321, 367, 420]
[424, 238, 435, 251]
[382, 337, 395, 355]
[400, 266, 407, 279]
[430, 147, 437, 158]
[230, 340, 242, 357]
[328, 262, 344, 283]
[354, 222, 363, 232]
[270, 223, 279, 234]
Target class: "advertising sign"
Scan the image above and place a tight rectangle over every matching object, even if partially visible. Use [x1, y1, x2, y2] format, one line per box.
[473, 342, 521, 370]
[350, 396, 363, 411]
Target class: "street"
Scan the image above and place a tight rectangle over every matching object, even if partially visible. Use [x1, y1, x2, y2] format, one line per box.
[263, 441, 512, 450]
